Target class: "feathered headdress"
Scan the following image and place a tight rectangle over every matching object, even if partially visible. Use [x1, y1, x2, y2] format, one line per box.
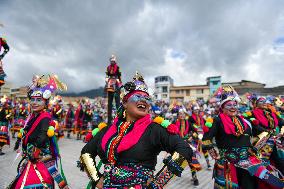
[28, 74, 67, 100]
[213, 85, 240, 106]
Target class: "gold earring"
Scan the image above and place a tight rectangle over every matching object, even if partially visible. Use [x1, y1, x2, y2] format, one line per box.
[123, 110, 126, 118]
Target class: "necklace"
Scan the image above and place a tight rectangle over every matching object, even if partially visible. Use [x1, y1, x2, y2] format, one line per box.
[107, 121, 132, 164]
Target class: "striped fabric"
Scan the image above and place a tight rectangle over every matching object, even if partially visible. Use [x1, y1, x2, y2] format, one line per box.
[45, 160, 68, 189]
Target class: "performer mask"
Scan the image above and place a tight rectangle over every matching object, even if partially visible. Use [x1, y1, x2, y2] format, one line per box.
[256, 98, 267, 109]
[127, 93, 151, 104]
[222, 100, 238, 117]
[178, 112, 186, 120]
[123, 91, 150, 121]
[30, 96, 46, 112]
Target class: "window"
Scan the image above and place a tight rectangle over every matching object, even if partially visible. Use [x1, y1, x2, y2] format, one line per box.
[155, 76, 168, 83]
[212, 81, 219, 85]
[155, 87, 159, 92]
[186, 90, 190, 96]
[11, 89, 20, 92]
[162, 94, 167, 98]
[161, 76, 167, 82]
[176, 90, 180, 94]
[162, 86, 168, 93]
[196, 89, 203, 94]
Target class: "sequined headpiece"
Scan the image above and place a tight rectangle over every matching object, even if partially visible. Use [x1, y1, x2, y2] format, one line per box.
[213, 85, 240, 106]
[121, 72, 149, 102]
[28, 74, 67, 100]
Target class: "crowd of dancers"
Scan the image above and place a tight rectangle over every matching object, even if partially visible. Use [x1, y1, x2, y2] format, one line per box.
[0, 53, 283, 189]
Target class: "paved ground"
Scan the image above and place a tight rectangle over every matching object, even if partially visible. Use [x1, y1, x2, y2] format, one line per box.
[0, 136, 214, 189]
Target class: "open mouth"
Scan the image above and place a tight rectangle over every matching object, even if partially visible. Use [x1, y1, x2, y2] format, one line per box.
[136, 102, 147, 112]
[32, 105, 40, 109]
[228, 109, 236, 113]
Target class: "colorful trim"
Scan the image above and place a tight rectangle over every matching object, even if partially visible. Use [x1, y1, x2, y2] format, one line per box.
[215, 147, 284, 188]
[103, 163, 154, 188]
[102, 117, 119, 152]
[219, 113, 248, 136]
[118, 115, 151, 153]
[253, 108, 278, 128]
[45, 160, 68, 188]
[23, 112, 51, 146]
[153, 117, 179, 135]
[23, 183, 53, 189]
[192, 114, 205, 129]
[175, 119, 189, 137]
[205, 117, 213, 128]
[202, 140, 212, 146]
[102, 115, 152, 154]
[106, 122, 132, 164]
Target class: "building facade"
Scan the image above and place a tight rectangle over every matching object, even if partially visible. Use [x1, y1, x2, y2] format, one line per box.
[0, 83, 28, 99]
[168, 77, 282, 103]
[154, 76, 173, 102]
[207, 76, 221, 95]
[0, 82, 13, 97]
[170, 85, 210, 102]
[10, 86, 28, 98]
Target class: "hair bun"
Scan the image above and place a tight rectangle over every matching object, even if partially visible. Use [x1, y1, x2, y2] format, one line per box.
[124, 82, 136, 92]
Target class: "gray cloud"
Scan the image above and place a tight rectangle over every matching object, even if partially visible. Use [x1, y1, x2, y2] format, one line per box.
[1, 0, 284, 92]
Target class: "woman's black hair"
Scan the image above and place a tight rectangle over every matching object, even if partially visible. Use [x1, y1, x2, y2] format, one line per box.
[116, 104, 126, 121]
[27, 89, 33, 99]
[45, 99, 49, 107]
[123, 82, 136, 92]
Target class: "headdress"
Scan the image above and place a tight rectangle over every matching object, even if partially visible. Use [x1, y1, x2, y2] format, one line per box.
[265, 95, 275, 105]
[169, 100, 185, 114]
[120, 71, 149, 102]
[28, 74, 67, 100]
[246, 93, 266, 106]
[109, 54, 117, 62]
[213, 85, 240, 106]
[152, 105, 162, 115]
[274, 97, 283, 107]
[0, 95, 7, 104]
[192, 105, 200, 111]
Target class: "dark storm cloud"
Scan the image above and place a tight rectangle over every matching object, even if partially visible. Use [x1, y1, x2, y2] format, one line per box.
[1, 0, 284, 92]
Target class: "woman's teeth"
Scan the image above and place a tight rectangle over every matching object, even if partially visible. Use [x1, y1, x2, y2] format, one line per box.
[137, 104, 146, 109]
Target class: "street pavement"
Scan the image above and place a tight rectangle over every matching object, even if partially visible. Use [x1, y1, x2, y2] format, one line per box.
[0, 136, 214, 189]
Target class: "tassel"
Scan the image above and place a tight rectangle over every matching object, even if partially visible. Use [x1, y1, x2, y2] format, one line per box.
[86, 181, 92, 189]
[51, 135, 68, 184]
[97, 160, 103, 170]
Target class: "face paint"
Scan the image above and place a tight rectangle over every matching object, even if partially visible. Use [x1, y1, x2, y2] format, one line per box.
[224, 102, 238, 110]
[257, 100, 266, 105]
[127, 94, 151, 104]
[30, 97, 45, 105]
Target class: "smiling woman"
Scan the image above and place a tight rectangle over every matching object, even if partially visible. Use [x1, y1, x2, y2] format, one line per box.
[202, 85, 284, 189]
[80, 72, 194, 189]
[8, 74, 69, 189]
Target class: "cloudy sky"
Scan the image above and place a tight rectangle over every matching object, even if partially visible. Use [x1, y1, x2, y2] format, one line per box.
[1, 0, 284, 92]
